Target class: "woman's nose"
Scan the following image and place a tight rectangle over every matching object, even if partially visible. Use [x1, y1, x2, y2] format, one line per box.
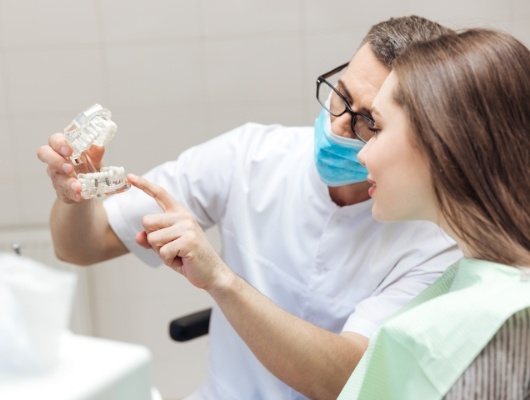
[330, 112, 354, 138]
[357, 140, 369, 166]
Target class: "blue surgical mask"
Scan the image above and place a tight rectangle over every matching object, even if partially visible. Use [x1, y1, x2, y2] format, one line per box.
[314, 109, 368, 186]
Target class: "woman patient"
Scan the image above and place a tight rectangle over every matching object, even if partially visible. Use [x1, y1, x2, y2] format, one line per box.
[338, 29, 530, 399]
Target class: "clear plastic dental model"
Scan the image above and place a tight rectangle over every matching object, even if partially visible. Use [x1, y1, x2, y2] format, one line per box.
[63, 104, 129, 199]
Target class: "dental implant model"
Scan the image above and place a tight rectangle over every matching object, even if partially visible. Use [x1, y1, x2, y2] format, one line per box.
[63, 104, 129, 199]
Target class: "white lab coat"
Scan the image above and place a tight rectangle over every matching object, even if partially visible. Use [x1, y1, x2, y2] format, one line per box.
[104, 123, 462, 400]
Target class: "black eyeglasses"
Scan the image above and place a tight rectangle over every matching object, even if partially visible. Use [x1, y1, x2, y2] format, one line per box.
[316, 62, 377, 143]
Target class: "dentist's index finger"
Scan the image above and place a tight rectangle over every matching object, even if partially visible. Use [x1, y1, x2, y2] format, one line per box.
[128, 173, 177, 212]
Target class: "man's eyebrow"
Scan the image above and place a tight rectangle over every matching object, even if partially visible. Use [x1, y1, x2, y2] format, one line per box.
[337, 79, 352, 101]
[337, 79, 372, 114]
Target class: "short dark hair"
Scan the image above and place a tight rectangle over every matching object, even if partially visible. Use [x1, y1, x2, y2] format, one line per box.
[361, 15, 453, 67]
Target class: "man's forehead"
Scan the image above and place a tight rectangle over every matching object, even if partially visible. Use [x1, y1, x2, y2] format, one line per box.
[339, 44, 390, 111]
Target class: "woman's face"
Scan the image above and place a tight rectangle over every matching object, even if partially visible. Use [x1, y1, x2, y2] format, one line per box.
[358, 72, 439, 223]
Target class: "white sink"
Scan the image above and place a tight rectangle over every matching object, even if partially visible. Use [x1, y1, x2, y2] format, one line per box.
[0, 334, 155, 400]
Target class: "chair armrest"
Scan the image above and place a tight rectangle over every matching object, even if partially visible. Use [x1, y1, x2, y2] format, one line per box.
[169, 308, 212, 342]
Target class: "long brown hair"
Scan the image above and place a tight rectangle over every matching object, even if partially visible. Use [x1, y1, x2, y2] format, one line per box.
[393, 29, 530, 266]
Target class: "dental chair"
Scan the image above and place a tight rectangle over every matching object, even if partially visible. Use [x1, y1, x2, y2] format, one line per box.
[445, 307, 530, 399]
[169, 308, 212, 342]
[169, 308, 530, 399]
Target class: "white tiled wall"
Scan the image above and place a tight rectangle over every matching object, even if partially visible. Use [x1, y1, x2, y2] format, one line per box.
[1, 0, 100, 47]
[0, 0, 527, 398]
[100, 0, 203, 42]
[105, 42, 204, 109]
[202, 0, 303, 36]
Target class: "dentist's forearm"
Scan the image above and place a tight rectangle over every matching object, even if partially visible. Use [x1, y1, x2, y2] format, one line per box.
[207, 272, 368, 400]
[50, 198, 127, 265]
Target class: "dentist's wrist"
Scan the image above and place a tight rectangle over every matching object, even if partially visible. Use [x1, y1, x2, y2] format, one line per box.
[207, 263, 239, 297]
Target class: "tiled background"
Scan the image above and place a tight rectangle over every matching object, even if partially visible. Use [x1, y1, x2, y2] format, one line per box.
[0, 0, 528, 398]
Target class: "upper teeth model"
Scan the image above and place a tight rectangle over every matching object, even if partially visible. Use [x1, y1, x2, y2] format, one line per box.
[64, 104, 129, 199]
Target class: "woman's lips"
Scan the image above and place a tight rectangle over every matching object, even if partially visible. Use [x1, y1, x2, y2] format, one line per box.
[367, 178, 376, 197]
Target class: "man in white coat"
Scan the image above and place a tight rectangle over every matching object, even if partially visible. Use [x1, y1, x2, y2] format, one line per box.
[38, 15, 461, 400]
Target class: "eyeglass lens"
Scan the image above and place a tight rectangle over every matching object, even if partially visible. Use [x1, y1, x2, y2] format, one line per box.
[317, 79, 376, 143]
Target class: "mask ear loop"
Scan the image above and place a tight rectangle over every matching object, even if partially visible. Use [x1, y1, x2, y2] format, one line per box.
[63, 104, 130, 199]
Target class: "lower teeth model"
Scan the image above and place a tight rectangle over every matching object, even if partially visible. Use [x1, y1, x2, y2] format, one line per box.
[77, 166, 129, 199]
[63, 104, 130, 199]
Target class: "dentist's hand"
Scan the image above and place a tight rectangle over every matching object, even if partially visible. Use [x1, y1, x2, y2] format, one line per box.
[37, 133, 104, 203]
[128, 174, 232, 290]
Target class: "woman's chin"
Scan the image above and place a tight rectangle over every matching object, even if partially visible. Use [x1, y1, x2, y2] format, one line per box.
[371, 205, 400, 223]
[371, 206, 387, 222]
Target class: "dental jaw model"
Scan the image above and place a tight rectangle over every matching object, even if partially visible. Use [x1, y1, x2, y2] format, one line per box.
[63, 104, 129, 199]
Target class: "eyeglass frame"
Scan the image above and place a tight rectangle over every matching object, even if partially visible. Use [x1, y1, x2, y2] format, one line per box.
[316, 62, 377, 143]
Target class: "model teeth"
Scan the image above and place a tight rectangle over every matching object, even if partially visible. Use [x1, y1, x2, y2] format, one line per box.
[63, 104, 129, 199]
[78, 167, 130, 199]
[64, 104, 118, 164]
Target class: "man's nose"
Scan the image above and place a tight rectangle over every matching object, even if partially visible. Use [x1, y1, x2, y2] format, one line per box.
[330, 112, 353, 138]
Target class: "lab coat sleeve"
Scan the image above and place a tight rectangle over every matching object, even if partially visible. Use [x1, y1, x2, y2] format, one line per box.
[342, 223, 463, 338]
[103, 124, 250, 267]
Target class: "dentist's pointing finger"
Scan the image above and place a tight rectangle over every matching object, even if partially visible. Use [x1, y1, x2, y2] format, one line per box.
[127, 173, 177, 212]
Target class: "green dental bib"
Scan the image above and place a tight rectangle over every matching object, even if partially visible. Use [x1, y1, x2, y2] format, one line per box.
[339, 258, 530, 400]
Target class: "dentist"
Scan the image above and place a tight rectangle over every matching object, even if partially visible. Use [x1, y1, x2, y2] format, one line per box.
[38, 16, 461, 400]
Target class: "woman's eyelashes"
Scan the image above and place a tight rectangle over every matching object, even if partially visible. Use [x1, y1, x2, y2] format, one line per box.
[369, 117, 382, 135]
